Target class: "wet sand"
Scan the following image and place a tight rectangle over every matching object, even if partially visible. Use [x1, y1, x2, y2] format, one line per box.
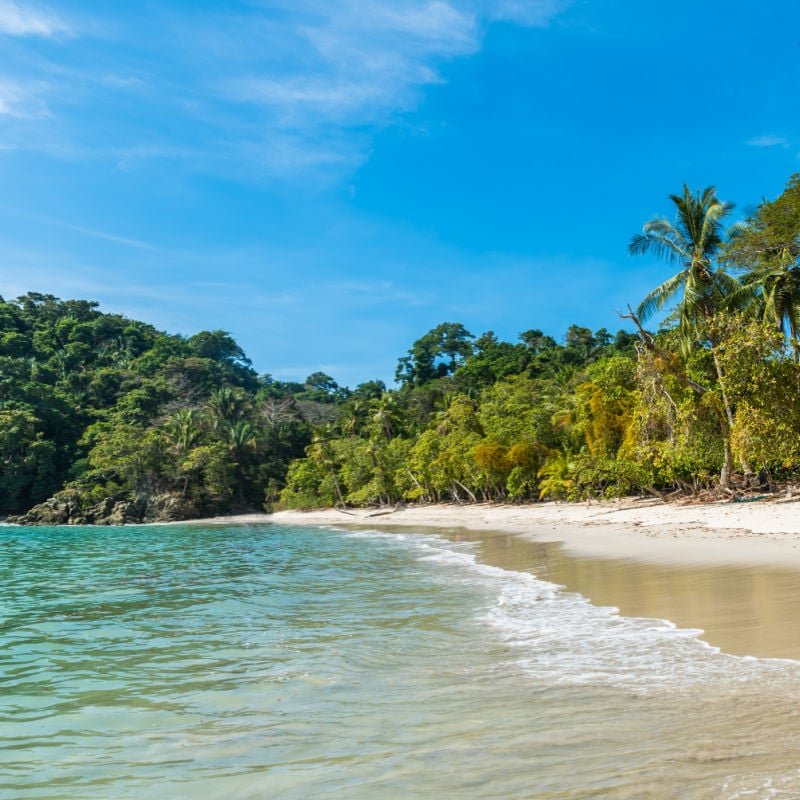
[264, 503, 800, 661]
[457, 528, 800, 661]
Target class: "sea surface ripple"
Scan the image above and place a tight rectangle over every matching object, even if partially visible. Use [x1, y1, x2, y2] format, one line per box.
[2, 522, 800, 799]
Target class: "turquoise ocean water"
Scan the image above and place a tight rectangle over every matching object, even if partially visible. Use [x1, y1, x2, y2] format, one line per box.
[3, 522, 800, 799]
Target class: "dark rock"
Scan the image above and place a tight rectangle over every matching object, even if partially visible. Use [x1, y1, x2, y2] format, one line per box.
[9, 490, 207, 526]
[141, 493, 201, 523]
[8, 489, 86, 525]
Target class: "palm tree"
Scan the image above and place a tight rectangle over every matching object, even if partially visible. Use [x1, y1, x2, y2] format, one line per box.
[223, 420, 259, 505]
[369, 395, 403, 441]
[206, 387, 249, 427]
[723, 173, 800, 358]
[339, 397, 368, 438]
[163, 409, 201, 455]
[307, 427, 346, 508]
[747, 251, 800, 360]
[727, 230, 800, 360]
[631, 186, 743, 338]
[629, 185, 748, 488]
[224, 419, 258, 455]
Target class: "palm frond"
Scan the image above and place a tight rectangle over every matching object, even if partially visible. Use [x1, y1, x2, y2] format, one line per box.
[636, 269, 688, 321]
[629, 231, 688, 265]
[697, 197, 732, 257]
[726, 220, 750, 241]
[639, 218, 692, 257]
[717, 272, 760, 313]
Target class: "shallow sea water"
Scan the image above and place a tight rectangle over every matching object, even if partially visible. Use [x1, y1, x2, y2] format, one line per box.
[2, 522, 800, 799]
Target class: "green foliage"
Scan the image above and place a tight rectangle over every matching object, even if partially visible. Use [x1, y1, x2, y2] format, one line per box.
[282, 321, 645, 507]
[396, 322, 475, 387]
[714, 315, 800, 474]
[0, 293, 312, 519]
[13, 175, 800, 520]
[724, 173, 800, 353]
[282, 175, 800, 508]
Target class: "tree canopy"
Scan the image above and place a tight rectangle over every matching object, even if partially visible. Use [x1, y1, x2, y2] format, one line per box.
[8, 174, 800, 521]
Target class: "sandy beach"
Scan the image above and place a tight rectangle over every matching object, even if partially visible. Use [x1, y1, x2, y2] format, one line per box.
[195, 498, 800, 568]
[235, 500, 800, 661]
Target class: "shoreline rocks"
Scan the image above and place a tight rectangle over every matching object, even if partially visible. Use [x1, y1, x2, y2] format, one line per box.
[7, 490, 206, 526]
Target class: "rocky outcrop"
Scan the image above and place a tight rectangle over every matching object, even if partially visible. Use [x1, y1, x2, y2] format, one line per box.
[7, 490, 206, 526]
[8, 490, 88, 525]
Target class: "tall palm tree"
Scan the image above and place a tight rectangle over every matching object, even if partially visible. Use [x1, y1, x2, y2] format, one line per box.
[630, 185, 742, 339]
[629, 185, 747, 488]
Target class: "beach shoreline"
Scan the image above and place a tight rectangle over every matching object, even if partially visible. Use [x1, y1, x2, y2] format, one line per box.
[184, 499, 800, 568]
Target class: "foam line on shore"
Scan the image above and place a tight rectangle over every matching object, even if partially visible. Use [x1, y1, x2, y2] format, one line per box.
[248, 501, 800, 568]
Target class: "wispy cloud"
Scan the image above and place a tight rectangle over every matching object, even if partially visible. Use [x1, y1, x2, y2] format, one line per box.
[332, 279, 434, 307]
[746, 134, 788, 148]
[0, 78, 48, 117]
[0, 0, 70, 37]
[212, 0, 568, 176]
[0, 1, 570, 179]
[43, 219, 159, 251]
[0, 203, 160, 250]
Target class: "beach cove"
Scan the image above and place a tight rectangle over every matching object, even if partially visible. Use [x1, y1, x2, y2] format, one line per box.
[6, 506, 800, 796]
[270, 500, 800, 660]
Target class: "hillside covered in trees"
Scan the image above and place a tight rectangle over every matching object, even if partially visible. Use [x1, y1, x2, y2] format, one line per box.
[0, 295, 337, 523]
[5, 174, 800, 522]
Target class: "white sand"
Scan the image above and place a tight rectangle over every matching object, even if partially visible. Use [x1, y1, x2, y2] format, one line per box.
[247, 499, 800, 568]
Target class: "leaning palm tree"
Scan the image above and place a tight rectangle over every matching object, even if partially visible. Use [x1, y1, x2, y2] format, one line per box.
[629, 185, 750, 488]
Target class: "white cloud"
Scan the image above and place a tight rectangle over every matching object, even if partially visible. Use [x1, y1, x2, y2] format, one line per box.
[746, 134, 788, 148]
[233, 77, 391, 120]
[208, 0, 570, 177]
[221, 1, 480, 129]
[0, 0, 70, 37]
[0, 0, 570, 179]
[0, 78, 48, 117]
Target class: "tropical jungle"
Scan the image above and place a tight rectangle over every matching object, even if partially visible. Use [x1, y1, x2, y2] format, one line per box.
[4, 175, 800, 523]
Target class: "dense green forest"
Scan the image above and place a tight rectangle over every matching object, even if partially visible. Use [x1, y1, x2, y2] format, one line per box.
[4, 174, 800, 522]
[0, 296, 334, 522]
[278, 175, 800, 508]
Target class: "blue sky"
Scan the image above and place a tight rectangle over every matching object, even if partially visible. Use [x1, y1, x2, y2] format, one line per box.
[0, 0, 798, 386]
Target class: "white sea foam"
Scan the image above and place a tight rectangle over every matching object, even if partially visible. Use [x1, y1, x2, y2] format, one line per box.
[338, 527, 800, 692]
